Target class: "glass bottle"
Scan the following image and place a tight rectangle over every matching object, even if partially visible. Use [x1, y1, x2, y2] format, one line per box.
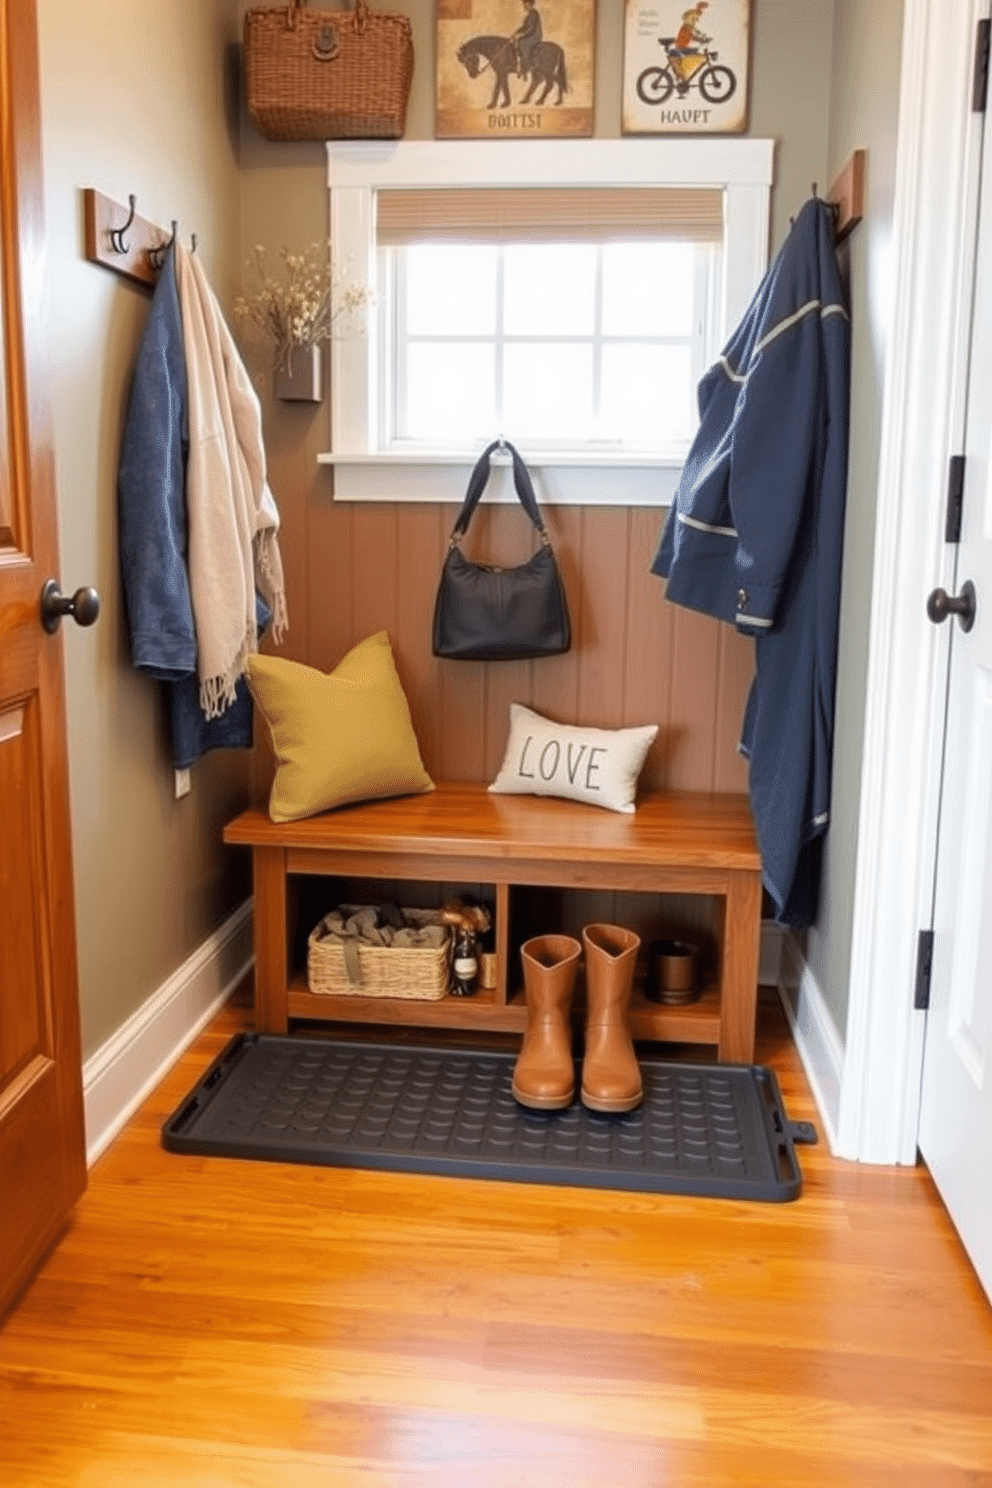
[451, 925, 479, 996]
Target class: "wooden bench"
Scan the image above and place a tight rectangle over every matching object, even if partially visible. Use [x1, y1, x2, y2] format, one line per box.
[224, 783, 763, 1063]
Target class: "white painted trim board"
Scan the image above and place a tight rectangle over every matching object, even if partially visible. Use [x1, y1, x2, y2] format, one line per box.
[82, 900, 254, 1167]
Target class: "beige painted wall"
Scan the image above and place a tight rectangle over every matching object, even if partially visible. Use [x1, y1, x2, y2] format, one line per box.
[804, 0, 906, 1039]
[36, 0, 250, 1058]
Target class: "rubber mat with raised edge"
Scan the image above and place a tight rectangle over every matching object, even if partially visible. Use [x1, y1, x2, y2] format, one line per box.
[162, 1034, 818, 1201]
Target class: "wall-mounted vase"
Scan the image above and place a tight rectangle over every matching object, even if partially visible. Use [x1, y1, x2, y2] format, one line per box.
[274, 343, 322, 402]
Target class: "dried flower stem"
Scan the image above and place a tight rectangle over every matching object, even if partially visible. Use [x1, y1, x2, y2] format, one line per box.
[233, 241, 372, 372]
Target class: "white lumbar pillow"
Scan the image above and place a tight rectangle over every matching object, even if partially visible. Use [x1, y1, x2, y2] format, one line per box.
[489, 703, 658, 814]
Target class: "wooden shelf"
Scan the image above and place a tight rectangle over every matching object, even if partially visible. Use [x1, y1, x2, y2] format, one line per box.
[286, 978, 523, 1033]
[504, 981, 721, 1046]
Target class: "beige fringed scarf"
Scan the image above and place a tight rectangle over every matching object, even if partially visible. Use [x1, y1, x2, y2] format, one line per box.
[175, 244, 288, 719]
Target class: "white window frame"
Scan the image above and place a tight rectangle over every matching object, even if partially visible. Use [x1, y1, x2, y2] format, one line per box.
[323, 138, 774, 505]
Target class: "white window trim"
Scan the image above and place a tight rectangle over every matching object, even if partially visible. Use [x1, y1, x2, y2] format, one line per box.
[323, 138, 774, 505]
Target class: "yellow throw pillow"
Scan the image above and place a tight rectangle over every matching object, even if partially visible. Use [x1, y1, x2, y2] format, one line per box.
[247, 632, 434, 823]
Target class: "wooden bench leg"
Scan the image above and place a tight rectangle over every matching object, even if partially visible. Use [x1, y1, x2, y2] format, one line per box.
[253, 846, 289, 1034]
[718, 868, 762, 1063]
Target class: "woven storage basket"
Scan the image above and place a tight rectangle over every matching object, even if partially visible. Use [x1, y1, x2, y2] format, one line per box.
[307, 907, 451, 1000]
[244, 0, 414, 142]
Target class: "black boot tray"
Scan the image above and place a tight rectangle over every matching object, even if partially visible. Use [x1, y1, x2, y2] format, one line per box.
[162, 1033, 816, 1202]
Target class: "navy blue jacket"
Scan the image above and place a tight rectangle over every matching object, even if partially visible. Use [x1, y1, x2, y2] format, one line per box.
[652, 199, 851, 925]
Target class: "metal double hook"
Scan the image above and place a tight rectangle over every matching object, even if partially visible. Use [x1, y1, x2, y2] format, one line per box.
[109, 194, 136, 255]
[148, 223, 195, 270]
[108, 197, 197, 269]
[148, 221, 177, 271]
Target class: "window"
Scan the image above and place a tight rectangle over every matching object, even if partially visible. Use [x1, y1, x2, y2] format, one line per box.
[392, 237, 707, 450]
[324, 139, 773, 505]
[380, 188, 723, 455]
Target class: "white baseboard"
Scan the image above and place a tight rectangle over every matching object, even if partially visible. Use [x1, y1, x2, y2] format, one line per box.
[777, 932, 844, 1153]
[82, 899, 254, 1166]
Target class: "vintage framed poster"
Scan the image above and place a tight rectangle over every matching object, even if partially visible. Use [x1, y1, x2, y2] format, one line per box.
[436, 0, 595, 139]
[622, 0, 750, 135]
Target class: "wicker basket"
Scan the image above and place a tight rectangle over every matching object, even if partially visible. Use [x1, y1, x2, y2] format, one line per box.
[244, 0, 414, 142]
[307, 907, 451, 1000]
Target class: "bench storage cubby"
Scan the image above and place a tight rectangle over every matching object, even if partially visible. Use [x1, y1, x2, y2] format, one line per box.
[224, 782, 763, 1062]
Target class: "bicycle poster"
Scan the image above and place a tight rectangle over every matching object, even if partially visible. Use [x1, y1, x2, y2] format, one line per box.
[622, 0, 750, 134]
[436, 0, 595, 139]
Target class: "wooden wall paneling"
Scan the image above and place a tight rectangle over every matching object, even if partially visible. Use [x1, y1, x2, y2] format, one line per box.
[352, 505, 399, 645]
[713, 623, 755, 793]
[265, 404, 331, 665]
[666, 605, 721, 790]
[479, 501, 537, 780]
[607, 888, 722, 989]
[530, 504, 583, 726]
[612, 506, 650, 934]
[394, 505, 445, 779]
[305, 479, 354, 671]
[485, 658, 532, 782]
[438, 663, 488, 781]
[606, 889, 716, 977]
[609, 889, 663, 966]
[575, 506, 632, 727]
[294, 489, 751, 799]
[622, 507, 673, 793]
[567, 507, 632, 932]
[436, 511, 486, 782]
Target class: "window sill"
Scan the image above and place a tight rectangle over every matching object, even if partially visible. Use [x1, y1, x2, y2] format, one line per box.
[317, 450, 683, 506]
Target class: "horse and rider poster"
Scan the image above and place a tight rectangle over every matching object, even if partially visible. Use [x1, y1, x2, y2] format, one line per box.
[436, 0, 595, 138]
[622, 0, 750, 134]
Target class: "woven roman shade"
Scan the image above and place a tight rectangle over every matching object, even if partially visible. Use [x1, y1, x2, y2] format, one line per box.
[375, 187, 724, 247]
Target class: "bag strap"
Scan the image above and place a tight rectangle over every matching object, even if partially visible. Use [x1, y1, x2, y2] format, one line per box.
[286, 0, 370, 30]
[449, 440, 549, 546]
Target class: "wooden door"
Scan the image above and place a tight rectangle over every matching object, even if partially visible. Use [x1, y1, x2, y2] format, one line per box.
[0, 0, 87, 1319]
[917, 61, 992, 1305]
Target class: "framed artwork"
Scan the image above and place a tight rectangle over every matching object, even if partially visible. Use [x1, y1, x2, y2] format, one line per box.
[622, 0, 750, 135]
[436, 0, 595, 139]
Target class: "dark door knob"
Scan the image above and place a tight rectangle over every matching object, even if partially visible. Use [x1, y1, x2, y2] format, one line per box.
[926, 580, 976, 633]
[40, 578, 100, 634]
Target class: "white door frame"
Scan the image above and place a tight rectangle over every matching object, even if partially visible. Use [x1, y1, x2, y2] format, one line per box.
[839, 0, 990, 1163]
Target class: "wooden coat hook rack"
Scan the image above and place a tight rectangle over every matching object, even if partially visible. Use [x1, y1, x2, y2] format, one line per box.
[83, 188, 195, 289]
[825, 149, 866, 243]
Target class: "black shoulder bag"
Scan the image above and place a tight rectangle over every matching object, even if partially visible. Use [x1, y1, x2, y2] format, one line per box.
[431, 440, 571, 661]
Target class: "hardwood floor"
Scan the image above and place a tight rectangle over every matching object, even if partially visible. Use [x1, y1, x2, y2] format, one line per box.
[1, 987, 990, 1486]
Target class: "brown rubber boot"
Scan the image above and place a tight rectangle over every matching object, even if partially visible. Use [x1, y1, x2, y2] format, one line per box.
[581, 924, 643, 1112]
[512, 935, 581, 1110]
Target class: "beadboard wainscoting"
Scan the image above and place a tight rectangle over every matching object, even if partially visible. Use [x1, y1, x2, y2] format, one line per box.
[268, 487, 755, 797]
